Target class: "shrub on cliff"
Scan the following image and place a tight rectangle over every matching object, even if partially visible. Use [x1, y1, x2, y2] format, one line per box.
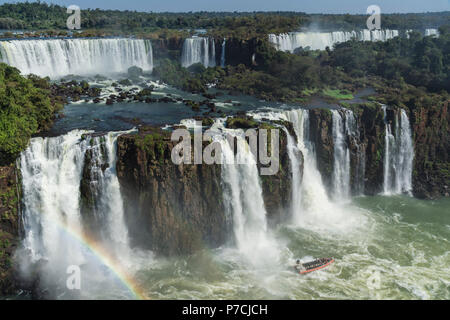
[0, 64, 63, 165]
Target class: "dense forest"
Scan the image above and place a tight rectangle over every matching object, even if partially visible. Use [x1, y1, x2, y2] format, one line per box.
[0, 64, 63, 165]
[0, 1, 448, 37]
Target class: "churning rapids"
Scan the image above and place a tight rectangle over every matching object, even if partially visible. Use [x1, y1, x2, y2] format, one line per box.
[13, 107, 450, 300]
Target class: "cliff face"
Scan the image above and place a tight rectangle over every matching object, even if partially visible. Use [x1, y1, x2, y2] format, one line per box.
[259, 127, 294, 225]
[0, 164, 20, 295]
[411, 101, 450, 198]
[116, 128, 226, 255]
[115, 124, 294, 255]
[307, 105, 398, 196]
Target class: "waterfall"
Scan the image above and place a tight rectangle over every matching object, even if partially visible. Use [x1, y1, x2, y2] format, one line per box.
[220, 38, 226, 68]
[216, 128, 278, 264]
[181, 37, 216, 68]
[253, 109, 333, 223]
[331, 110, 351, 200]
[19, 130, 135, 297]
[425, 28, 439, 37]
[0, 38, 153, 78]
[249, 108, 367, 231]
[283, 109, 357, 230]
[284, 128, 303, 220]
[269, 29, 399, 52]
[382, 107, 414, 195]
[344, 109, 365, 195]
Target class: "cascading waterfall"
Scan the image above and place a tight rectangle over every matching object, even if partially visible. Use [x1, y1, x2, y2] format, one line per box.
[284, 128, 303, 219]
[382, 106, 414, 195]
[268, 29, 399, 52]
[251, 109, 333, 223]
[181, 37, 216, 68]
[216, 128, 278, 264]
[81, 133, 130, 248]
[220, 38, 226, 68]
[284, 110, 335, 224]
[344, 109, 365, 195]
[0, 38, 153, 78]
[19, 130, 136, 298]
[331, 110, 351, 200]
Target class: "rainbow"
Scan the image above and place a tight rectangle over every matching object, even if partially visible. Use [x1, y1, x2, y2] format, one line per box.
[50, 219, 149, 300]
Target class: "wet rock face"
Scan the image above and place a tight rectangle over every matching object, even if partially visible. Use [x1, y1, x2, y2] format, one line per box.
[307, 105, 386, 196]
[152, 37, 185, 61]
[358, 105, 386, 195]
[224, 38, 257, 67]
[115, 124, 294, 255]
[259, 128, 294, 225]
[411, 101, 449, 199]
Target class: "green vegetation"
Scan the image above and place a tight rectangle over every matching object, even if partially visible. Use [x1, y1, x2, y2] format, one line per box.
[135, 127, 169, 162]
[226, 117, 260, 129]
[322, 89, 354, 100]
[0, 2, 448, 39]
[0, 63, 63, 165]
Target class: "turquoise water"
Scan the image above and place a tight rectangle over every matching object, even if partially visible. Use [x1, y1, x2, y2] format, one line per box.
[134, 196, 449, 300]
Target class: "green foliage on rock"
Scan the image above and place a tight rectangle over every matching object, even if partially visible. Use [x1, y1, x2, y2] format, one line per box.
[0, 64, 63, 165]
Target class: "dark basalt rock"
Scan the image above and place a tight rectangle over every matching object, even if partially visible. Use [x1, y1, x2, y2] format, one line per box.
[410, 101, 449, 199]
[0, 164, 20, 296]
[308, 109, 334, 190]
[115, 122, 295, 255]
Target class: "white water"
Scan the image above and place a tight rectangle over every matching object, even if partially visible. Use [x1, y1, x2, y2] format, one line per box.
[331, 110, 351, 201]
[284, 128, 303, 220]
[250, 108, 367, 232]
[216, 128, 280, 265]
[383, 107, 414, 195]
[269, 29, 399, 51]
[344, 109, 365, 195]
[0, 38, 153, 78]
[181, 37, 216, 68]
[18, 130, 142, 298]
[220, 38, 226, 68]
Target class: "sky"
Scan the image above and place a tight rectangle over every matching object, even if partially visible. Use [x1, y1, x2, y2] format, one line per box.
[0, 0, 449, 13]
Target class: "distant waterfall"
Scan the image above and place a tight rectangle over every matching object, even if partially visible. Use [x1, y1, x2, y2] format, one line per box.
[216, 129, 279, 264]
[268, 29, 399, 51]
[19, 130, 135, 297]
[220, 38, 226, 68]
[181, 37, 216, 68]
[382, 107, 414, 195]
[0, 38, 153, 78]
[331, 110, 351, 200]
